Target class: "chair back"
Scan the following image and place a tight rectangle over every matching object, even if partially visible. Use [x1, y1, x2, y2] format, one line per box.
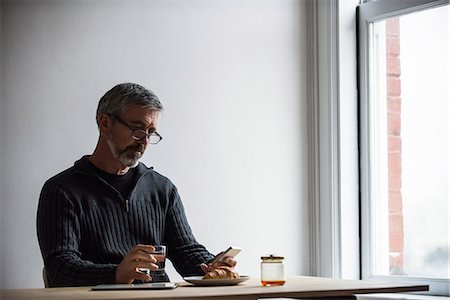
[42, 268, 50, 288]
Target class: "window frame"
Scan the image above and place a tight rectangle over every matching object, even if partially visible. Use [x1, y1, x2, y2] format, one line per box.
[358, 0, 450, 295]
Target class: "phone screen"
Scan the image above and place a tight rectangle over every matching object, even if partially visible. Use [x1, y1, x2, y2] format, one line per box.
[212, 246, 241, 263]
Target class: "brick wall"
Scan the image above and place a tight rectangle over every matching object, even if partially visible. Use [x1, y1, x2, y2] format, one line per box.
[386, 18, 404, 275]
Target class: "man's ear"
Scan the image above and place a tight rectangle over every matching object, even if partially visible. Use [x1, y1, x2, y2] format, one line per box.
[97, 113, 112, 133]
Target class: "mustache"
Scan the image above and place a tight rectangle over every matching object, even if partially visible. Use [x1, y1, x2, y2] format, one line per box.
[123, 144, 145, 154]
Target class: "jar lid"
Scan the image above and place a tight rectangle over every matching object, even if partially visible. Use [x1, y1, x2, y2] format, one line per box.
[261, 254, 285, 260]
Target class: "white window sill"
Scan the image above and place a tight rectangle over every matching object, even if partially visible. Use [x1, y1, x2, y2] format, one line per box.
[356, 293, 449, 300]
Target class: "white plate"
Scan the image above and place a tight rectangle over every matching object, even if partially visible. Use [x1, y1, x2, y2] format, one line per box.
[183, 275, 250, 286]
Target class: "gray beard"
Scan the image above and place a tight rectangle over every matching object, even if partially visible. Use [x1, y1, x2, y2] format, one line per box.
[107, 139, 143, 168]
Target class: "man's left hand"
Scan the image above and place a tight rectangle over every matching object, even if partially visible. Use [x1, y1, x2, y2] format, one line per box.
[200, 256, 237, 274]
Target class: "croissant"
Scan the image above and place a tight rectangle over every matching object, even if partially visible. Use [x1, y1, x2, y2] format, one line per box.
[203, 266, 240, 279]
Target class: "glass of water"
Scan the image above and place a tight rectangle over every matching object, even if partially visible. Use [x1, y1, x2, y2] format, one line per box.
[151, 245, 166, 274]
[138, 245, 166, 277]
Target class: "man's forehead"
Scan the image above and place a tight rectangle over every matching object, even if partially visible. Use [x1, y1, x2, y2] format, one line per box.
[122, 106, 160, 126]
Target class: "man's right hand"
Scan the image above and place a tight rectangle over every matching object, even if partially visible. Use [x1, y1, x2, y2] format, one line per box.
[115, 244, 160, 284]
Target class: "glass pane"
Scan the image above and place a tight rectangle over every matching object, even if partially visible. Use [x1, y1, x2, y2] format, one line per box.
[370, 5, 449, 279]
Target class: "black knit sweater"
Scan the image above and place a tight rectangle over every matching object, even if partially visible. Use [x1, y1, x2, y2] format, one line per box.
[37, 156, 214, 287]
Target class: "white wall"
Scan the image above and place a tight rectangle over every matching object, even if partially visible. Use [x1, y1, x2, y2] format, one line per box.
[0, 0, 309, 288]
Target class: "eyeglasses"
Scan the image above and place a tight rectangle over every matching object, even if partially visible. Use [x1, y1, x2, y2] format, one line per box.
[110, 115, 163, 144]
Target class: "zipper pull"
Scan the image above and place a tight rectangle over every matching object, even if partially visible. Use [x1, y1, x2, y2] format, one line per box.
[126, 199, 130, 212]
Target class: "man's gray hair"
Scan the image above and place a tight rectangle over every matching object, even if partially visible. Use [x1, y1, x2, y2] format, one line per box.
[96, 83, 163, 124]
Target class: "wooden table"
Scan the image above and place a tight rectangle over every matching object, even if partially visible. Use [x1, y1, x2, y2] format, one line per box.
[1, 276, 429, 300]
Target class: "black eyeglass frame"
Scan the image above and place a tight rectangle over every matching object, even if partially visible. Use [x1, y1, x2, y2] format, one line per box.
[109, 114, 163, 144]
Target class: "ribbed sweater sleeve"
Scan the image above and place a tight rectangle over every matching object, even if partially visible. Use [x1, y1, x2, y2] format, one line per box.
[164, 187, 215, 276]
[37, 177, 117, 287]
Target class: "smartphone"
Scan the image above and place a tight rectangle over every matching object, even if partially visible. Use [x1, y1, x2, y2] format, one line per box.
[211, 246, 241, 264]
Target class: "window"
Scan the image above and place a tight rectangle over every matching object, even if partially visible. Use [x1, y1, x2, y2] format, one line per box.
[359, 0, 449, 295]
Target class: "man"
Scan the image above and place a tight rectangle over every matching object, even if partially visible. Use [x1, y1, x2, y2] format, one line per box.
[37, 83, 236, 287]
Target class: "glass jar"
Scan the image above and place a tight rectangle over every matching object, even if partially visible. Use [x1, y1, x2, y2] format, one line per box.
[260, 254, 286, 286]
